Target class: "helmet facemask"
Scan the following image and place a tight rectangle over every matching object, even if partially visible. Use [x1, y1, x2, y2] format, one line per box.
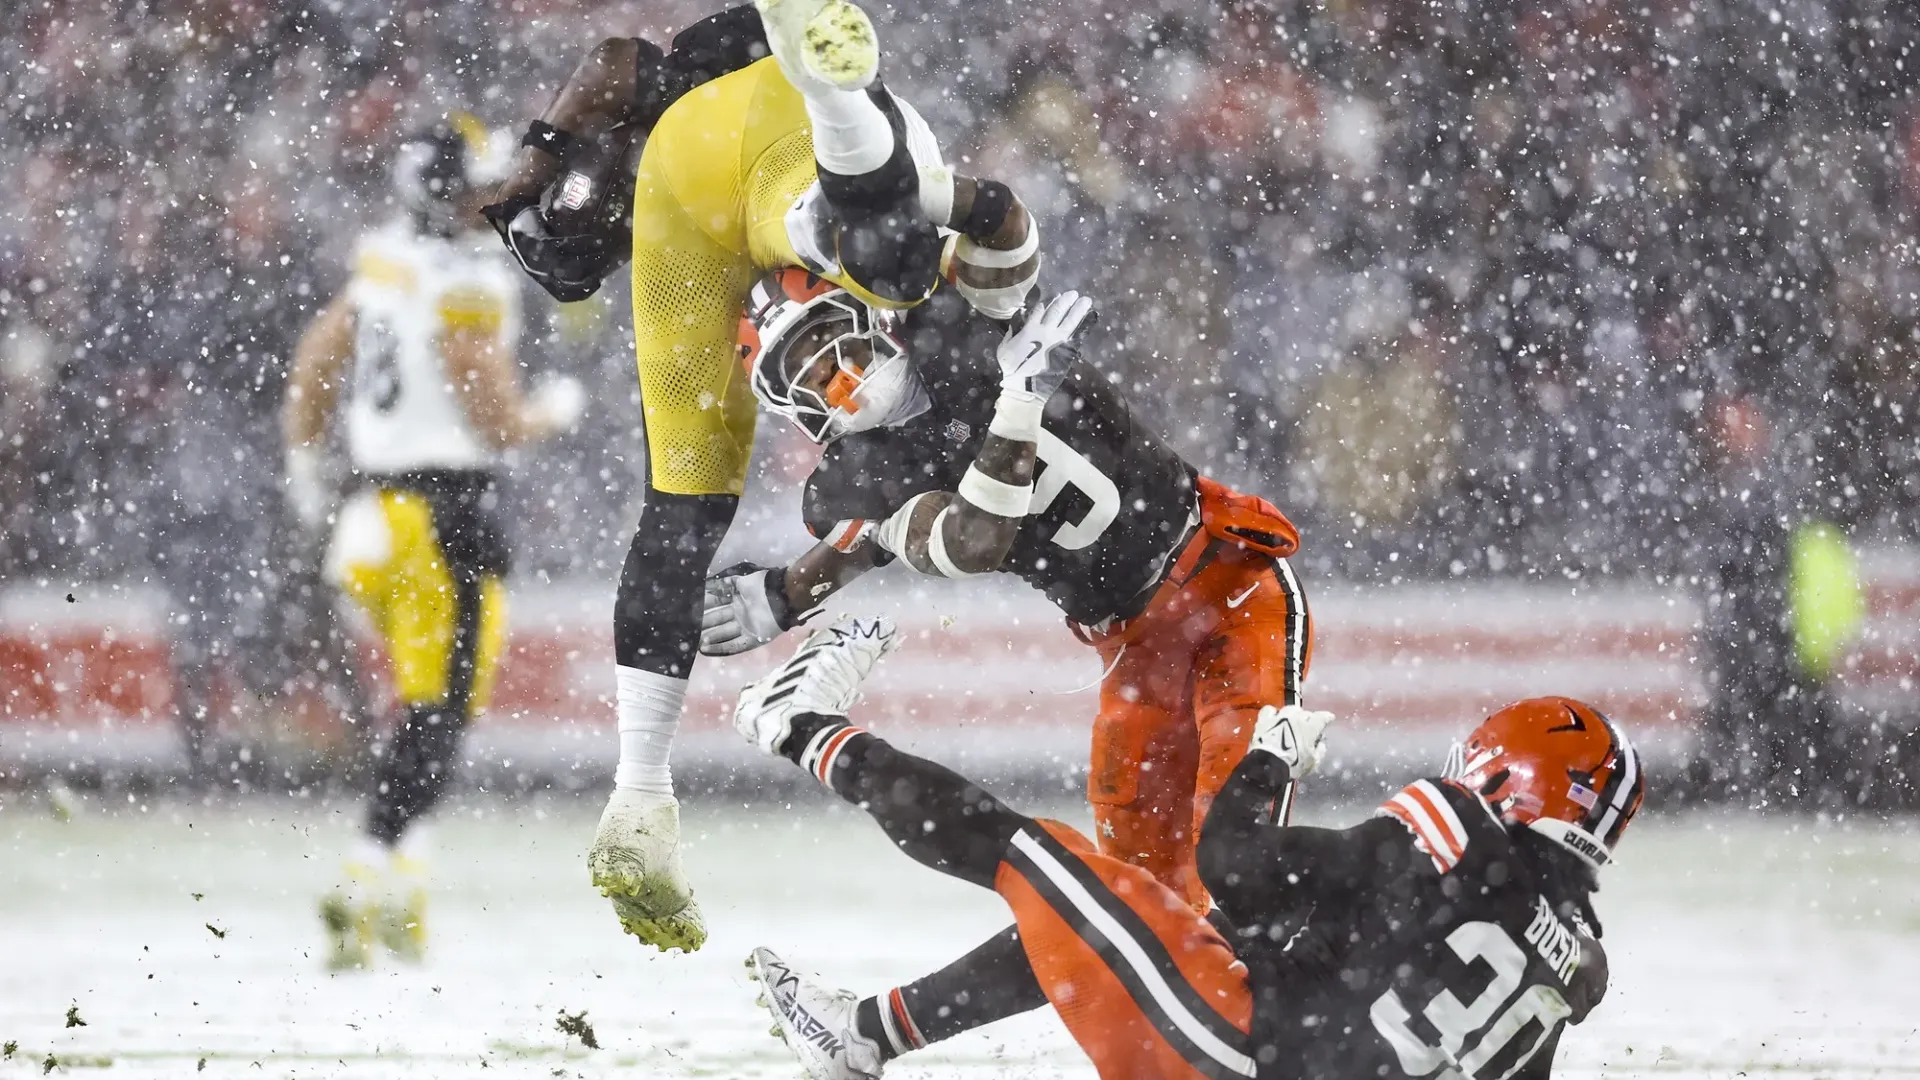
[750, 291, 916, 443]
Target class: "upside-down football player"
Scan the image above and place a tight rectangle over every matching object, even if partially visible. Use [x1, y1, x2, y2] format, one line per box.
[734, 617, 1642, 1080]
[481, 0, 1043, 952]
[698, 278, 1311, 1046]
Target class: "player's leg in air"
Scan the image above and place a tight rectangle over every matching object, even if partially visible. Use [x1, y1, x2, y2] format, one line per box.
[729, 616, 1325, 1080]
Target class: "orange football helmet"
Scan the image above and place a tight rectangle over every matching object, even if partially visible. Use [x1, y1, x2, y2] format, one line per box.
[1445, 696, 1644, 870]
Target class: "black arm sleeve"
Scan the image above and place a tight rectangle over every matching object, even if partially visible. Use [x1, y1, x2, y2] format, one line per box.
[1198, 749, 1414, 930]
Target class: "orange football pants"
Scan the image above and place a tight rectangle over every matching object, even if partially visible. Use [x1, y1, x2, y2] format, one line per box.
[996, 819, 1252, 1080]
[1082, 477, 1312, 911]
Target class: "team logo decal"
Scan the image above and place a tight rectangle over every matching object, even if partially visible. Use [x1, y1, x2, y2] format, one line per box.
[558, 172, 593, 211]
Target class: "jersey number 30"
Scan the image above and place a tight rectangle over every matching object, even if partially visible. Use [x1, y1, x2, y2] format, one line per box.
[1031, 431, 1120, 550]
[1370, 921, 1573, 1080]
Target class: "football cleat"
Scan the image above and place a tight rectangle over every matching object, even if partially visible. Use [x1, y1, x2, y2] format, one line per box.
[379, 852, 430, 963]
[755, 0, 880, 93]
[588, 789, 708, 953]
[734, 616, 898, 755]
[318, 855, 383, 971]
[748, 947, 885, 1080]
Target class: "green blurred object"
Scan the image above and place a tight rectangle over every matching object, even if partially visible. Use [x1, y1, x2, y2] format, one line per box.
[1787, 520, 1865, 680]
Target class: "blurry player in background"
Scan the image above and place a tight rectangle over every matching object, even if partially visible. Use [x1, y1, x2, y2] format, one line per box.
[703, 275, 1310, 1046]
[282, 123, 584, 969]
[482, 0, 1040, 952]
[732, 618, 1638, 1080]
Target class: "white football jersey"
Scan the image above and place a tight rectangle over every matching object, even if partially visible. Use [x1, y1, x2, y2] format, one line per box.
[344, 221, 523, 473]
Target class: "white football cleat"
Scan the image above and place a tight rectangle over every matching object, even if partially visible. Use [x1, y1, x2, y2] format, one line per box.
[748, 947, 885, 1080]
[734, 616, 899, 754]
[755, 0, 880, 93]
[588, 789, 708, 953]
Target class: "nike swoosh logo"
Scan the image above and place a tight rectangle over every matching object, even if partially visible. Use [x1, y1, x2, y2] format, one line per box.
[1226, 583, 1260, 609]
[1026, 341, 1042, 358]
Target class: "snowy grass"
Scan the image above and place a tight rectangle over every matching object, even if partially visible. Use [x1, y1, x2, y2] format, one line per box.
[3, 792, 1918, 1078]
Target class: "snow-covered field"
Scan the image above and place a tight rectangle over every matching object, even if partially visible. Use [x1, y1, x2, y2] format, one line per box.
[4, 791, 1919, 1078]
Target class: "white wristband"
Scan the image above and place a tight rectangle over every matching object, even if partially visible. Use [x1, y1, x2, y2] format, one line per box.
[957, 223, 1040, 269]
[956, 465, 1034, 518]
[927, 506, 984, 578]
[958, 276, 1040, 321]
[988, 391, 1045, 441]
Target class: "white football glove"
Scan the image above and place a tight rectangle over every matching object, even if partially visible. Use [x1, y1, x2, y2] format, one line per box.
[733, 616, 899, 754]
[284, 443, 330, 530]
[1248, 704, 1336, 777]
[700, 562, 806, 656]
[524, 374, 586, 437]
[995, 290, 1095, 404]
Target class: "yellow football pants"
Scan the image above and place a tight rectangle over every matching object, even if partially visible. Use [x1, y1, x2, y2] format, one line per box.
[629, 162, 763, 498]
[335, 489, 507, 715]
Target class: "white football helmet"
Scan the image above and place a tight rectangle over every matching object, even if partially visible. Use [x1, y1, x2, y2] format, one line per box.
[738, 269, 915, 443]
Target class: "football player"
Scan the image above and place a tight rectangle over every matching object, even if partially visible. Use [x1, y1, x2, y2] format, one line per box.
[481, 0, 1042, 953]
[735, 617, 1640, 1080]
[709, 278, 1310, 903]
[282, 123, 584, 969]
[704, 278, 1311, 1051]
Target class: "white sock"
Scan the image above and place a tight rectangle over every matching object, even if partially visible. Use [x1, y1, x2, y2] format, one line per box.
[616, 666, 687, 795]
[806, 90, 894, 177]
[392, 826, 432, 869]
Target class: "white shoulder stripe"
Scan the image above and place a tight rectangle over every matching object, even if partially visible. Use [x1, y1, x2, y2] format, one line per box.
[1383, 792, 1455, 872]
[1380, 782, 1469, 872]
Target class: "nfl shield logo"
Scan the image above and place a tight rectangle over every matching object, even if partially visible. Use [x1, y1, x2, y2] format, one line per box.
[945, 419, 971, 444]
[558, 172, 593, 211]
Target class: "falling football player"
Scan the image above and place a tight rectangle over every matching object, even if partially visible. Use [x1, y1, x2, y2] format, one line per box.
[481, 0, 1041, 952]
[283, 123, 585, 969]
[701, 275, 1311, 1035]
[712, 279, 1311, 906]
[735, 617, 1641, 1080]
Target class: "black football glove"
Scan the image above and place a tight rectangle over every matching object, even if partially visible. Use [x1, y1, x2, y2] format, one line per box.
[482, 123, 637, 303]
[482, 201, 619, 303]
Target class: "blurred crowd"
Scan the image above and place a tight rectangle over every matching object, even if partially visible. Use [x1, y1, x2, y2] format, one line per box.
[2, 1, 1917, 771]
